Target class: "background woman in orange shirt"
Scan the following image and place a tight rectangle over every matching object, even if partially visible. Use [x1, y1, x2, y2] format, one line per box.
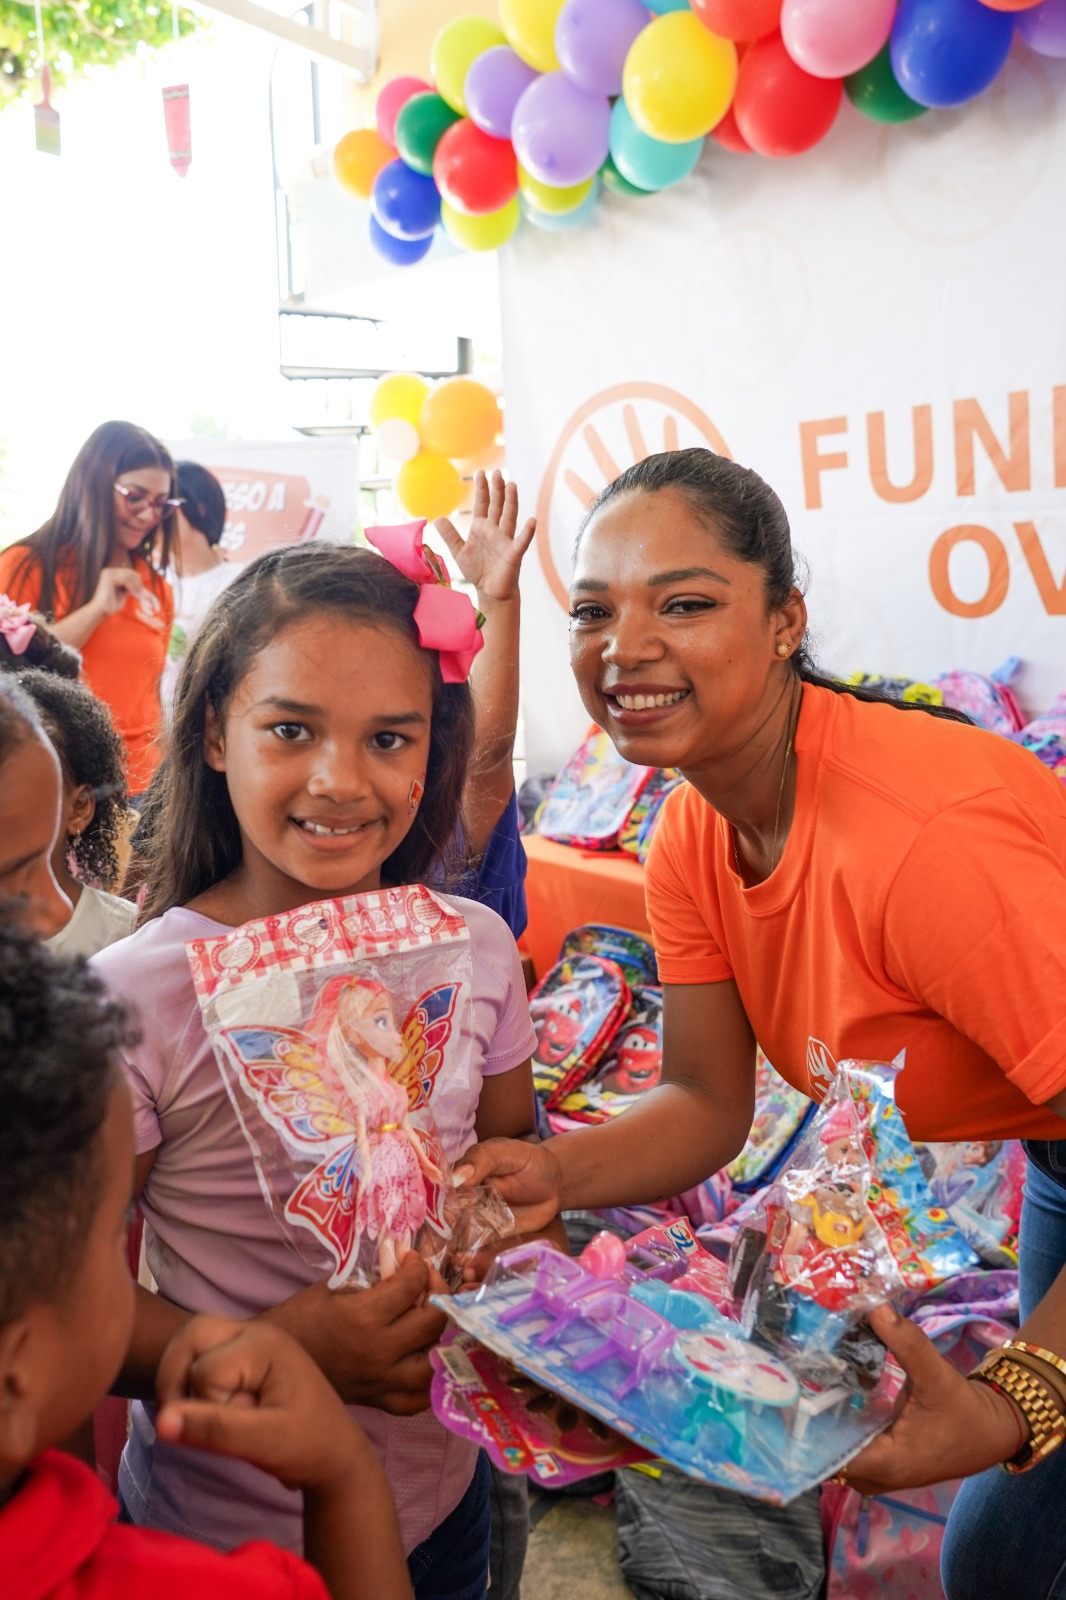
[459, 449, 1066, 1600]
[0, 419, 178, 799]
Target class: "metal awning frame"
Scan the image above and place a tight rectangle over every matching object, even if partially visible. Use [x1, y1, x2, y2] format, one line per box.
[186, 0, 377, 78]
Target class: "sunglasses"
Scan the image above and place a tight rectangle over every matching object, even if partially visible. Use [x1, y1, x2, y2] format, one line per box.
[114, 482, 185, 516]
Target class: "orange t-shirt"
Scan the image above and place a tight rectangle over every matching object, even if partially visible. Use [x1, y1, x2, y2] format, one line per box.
[0, 545, 173, 793]
[645, 683, 1066, 1144]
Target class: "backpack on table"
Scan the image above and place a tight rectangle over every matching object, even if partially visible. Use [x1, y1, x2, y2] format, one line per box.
[535, 728, 654, 850]
[528, 952, 630, 1108]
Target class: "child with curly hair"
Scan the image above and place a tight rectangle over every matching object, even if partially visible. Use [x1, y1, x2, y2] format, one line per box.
[16, 669, 137, 957]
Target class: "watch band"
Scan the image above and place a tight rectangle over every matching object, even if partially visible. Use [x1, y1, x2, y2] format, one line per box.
[1001, 1343, 1066, 1411]
[969, 1351, 1066, 1474]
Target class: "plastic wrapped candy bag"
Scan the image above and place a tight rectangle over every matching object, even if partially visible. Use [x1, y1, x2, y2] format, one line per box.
[187, 886, 513, 1289]
[733, 1060, 977, 1385]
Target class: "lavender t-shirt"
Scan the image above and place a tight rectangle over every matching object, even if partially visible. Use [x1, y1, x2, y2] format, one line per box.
[92, 895, 536, 1556]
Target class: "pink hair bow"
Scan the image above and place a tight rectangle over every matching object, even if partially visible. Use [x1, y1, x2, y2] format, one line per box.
[0, 594, 36, 657]
[365, 520, 484, 685]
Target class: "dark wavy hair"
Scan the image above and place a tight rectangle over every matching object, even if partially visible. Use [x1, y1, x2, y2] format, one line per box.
[138, 541, 476, 922]
[581, 449, 972, 724]
[0, 923, 135, 1324]
[4, 420, 175, 615]
[0, 674, 43, 769]
[175, 460, 227, 548]
[17, 670, 130, 892]
[0, 606, 81, 678]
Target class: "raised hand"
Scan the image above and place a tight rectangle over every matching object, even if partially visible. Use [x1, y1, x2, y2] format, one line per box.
[433, 469, 535, 607]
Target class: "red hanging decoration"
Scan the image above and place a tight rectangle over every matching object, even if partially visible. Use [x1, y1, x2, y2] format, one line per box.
[162, 83, 192, 176]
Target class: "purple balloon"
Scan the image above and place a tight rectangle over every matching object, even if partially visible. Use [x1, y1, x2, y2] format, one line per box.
[555, 0, 649, 97]
[511, 72, 611, 187]
[466, 46, 540, 141]
[1017, 0, 1066, 57]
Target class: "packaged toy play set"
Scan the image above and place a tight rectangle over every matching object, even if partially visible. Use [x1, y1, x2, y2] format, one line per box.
[188, 886, 512, 1289]
[433, 1061, 977, 1503]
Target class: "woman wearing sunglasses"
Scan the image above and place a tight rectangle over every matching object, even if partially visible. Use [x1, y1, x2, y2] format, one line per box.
[0, 420, 178, 800]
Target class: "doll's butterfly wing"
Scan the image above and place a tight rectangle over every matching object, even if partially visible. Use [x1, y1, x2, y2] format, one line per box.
[220, 1024, 360, 1144]
[392, 983, 461, 1111]
[286, 1142, 363, 1281]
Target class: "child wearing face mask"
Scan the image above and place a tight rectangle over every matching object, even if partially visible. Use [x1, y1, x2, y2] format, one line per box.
[92, 495, 555, 1600]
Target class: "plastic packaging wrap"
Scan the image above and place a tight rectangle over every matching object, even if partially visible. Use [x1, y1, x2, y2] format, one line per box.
[188, 886, 512, 1288]
[433, 1063, 976, 1502]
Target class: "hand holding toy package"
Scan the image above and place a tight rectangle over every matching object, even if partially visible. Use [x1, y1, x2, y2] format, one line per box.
[433, 1061, 977, 1502]
[188, 886, 512, 1289]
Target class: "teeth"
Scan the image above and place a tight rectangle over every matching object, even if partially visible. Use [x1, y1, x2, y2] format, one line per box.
[614, 691, 686, 711]
[300, 820, 365, 837]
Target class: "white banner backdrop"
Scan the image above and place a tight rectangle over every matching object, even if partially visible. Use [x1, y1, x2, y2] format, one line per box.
[500, 48, 1066, 778]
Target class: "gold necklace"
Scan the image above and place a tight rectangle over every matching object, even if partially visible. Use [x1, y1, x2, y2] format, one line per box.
[732, 708, 797, 882]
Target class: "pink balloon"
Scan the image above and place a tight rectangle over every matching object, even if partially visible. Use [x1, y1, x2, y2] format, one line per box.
[375, 76, 432, 148]
[780, 0, 895, 78]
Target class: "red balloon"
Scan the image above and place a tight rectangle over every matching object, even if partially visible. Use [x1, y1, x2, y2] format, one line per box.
[733, 33, 841, 157]
[432, 119, 519, 216]
[709, 104, 753, 152]
[692, 0, 781, 41]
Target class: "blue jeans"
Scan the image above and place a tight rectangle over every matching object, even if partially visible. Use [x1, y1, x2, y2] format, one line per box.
[942, 1143, 1066, 1600]
[408, 1451, 491, 1600]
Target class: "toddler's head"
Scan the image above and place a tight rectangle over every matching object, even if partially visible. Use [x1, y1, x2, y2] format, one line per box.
[17, 669, 130, 894]
[141, 541, 475, 919]
[0, 926, 136, 1486]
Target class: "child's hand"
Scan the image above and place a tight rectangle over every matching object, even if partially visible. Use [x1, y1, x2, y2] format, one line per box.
[155, 1316, 369, 1492]
[267, 1252, 449, 1415]
[434, 469, 535, 607]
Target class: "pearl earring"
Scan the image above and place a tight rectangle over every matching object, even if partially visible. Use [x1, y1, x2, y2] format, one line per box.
[776, 643, 790, 657]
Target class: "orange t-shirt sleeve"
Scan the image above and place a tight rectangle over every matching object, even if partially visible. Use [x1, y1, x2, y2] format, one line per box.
[0, 545, 42, 607]
[883, 790, 1066, 1109]
[644, 790, 733, 986]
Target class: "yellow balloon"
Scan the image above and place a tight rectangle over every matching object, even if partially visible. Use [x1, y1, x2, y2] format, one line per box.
[369, 373, 430, 429]
[431, 16, 507, 115]
[332, 128, 393, 199]
[420, 378, 501, 459]
[396, 450, 465, 520]
[517, 166, 594, 215]
[440, 196, 520, 251]
[623, 14, 738, 144]
[499, 0, 565, 73]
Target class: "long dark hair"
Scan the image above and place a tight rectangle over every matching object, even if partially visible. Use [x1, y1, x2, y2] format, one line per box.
[6, 421, 176, 614]
[139, 541, 475, 922]
[582, 449, 972, 724]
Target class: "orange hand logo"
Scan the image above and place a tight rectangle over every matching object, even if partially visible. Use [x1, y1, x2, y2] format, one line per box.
[535, 383, 732, 611]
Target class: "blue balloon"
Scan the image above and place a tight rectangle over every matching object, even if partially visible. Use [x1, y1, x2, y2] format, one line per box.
[521, 186, 600, 231]
[608, 99, 703, 192]
[370, 159, 441, 241]
[890, 0, 1014, 109]
[368, 215, 436, 265]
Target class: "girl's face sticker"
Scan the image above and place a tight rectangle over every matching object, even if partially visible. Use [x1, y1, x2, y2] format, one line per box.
[409, 774, 426, 814]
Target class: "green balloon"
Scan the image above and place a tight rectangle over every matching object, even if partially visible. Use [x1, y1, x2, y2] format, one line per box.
[599, 154, 647, 199]
[845, 43, 926, 125]
[394, 92, 461, 176]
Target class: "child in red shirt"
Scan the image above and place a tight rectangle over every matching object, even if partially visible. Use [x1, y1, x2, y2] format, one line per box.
[0, 923, 412, 1600]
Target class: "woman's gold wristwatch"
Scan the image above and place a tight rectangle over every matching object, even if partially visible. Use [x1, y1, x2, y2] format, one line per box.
[969, 1347, 1066, 1474]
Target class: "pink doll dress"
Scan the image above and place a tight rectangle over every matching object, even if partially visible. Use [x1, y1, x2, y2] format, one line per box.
[355, 1073, 428, 1241]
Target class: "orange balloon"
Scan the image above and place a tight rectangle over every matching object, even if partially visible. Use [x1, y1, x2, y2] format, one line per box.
[333, 128, 393, 199]
[419, 379, 501, 459]
[977, 0, 1041, 7]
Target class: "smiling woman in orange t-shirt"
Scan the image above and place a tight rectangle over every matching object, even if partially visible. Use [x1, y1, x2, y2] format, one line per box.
[0, 420, 177, 798]
[459, 449, 1066, 1600]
